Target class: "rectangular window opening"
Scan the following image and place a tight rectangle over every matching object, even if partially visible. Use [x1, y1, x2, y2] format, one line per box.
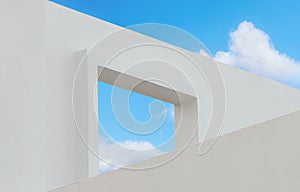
[98, 81, 174, 174]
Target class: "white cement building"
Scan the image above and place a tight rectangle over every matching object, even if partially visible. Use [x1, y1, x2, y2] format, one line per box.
[1, 1, 300, 191]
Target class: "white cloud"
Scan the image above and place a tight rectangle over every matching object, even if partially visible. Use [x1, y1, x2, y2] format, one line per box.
[215, 21, 300, 87]
[98, 140, 161, 174]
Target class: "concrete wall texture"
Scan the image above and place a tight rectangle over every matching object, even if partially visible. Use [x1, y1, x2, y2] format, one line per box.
[1, 1, 300, 191]
[53, 110, 300, 192]
[0, 0, 46, 191]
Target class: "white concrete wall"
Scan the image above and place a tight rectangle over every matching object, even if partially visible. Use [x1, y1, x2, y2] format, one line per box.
[44, 3, 120, 190]
[1, 1, 300, 191]
[52, 110, 300, 192]
[45, 3, 300, 190]
[0, 0, 46, 191]
[89, 29, 300, 140]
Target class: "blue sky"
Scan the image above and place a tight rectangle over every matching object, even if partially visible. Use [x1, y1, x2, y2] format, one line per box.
[50, 0, 300, 172]
[51, 0, 300, 88]
[51, 0, 300, 61]
[98, 81, 174, 173]
[98, 81, 174, 150]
